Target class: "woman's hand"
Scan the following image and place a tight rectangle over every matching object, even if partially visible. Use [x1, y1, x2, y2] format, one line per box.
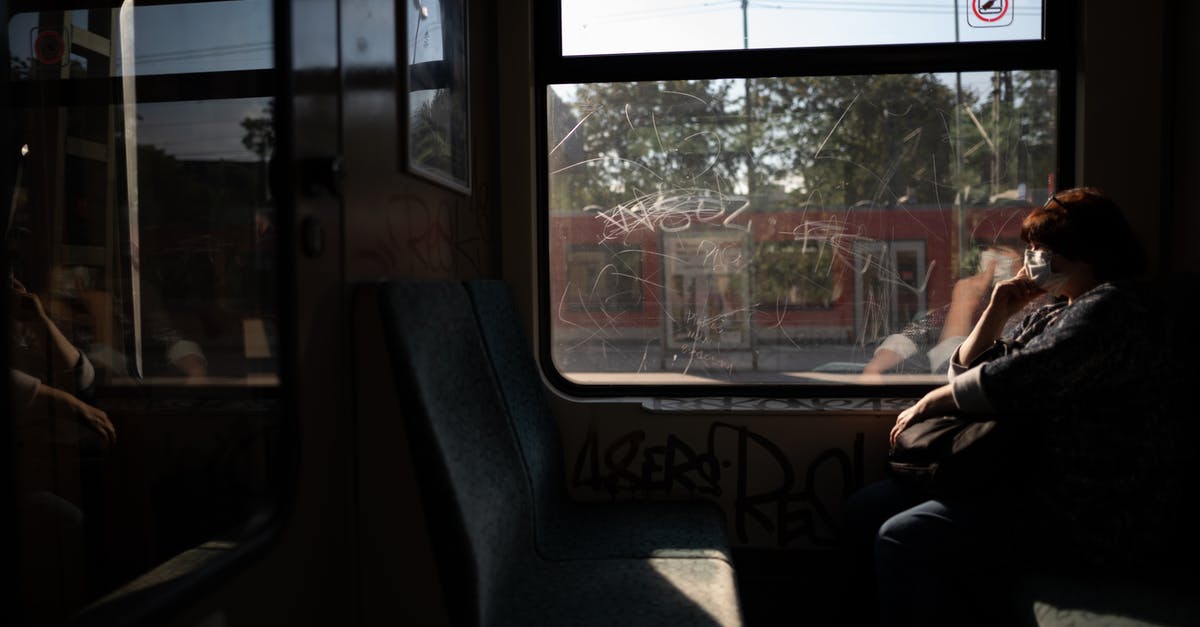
[38, 384, 116, 445]
[69, 395, 116, 446]
[941, 259, 998, 341]
[890, 384, 956, 447]
[11, 276, 49, 322]
[952, 257, 997, 308]
[987, 267, 1043, 320]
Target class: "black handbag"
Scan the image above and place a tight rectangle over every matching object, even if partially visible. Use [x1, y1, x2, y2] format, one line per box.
[886, 340, 1017, 498]
[887, 415, 1011, 497]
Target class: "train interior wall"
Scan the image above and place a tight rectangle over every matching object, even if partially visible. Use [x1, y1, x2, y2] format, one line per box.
[15, 0, 1189, 626]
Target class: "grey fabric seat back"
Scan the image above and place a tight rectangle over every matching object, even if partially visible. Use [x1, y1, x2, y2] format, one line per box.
[377, 280, 532, 627]
[465, 280, 566, 507]
[464, 280, 737, 564]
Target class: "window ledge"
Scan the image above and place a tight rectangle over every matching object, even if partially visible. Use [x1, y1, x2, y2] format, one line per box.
[644, 396, 918, 413]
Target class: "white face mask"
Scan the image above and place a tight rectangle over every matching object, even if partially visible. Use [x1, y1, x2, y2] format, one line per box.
[1024, 249, 1069, 296]
[980, 249, 1016, 286]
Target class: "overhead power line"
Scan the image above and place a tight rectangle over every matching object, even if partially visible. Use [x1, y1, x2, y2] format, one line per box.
[580, 0, 1039, 23]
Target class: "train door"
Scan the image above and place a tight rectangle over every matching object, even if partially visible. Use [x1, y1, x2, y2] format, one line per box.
[3, 0, 356, 625]
[663, 230, 752, 357]
[852, 240, 927, 351]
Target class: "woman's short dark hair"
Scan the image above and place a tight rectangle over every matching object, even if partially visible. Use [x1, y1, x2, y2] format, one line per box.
[1020, 187, 1147, 281]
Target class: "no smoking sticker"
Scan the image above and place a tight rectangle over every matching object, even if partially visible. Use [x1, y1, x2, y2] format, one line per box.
[967, 0, 1013, 28]
[34, 30, 65, 64]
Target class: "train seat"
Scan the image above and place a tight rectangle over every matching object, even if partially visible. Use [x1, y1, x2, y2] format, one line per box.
[375, 280, 742, 626]
[1018, 571, 1200, 626]
[464, 279, 732, 563]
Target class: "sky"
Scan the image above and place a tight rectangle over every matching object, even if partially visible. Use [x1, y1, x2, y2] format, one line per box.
[556, 0, 1044, 111]
[561, 0, 1043, 55]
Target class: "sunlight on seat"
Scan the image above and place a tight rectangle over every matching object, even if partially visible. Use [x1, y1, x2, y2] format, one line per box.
[648, 557, 741, 626]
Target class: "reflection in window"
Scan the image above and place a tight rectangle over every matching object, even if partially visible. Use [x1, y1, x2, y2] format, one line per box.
[547, 71, 1056, 383]
[406, 0, 469, 191]
[127, 98, 276, 379]
[8, 0, 272, 80]
[7, 3, 279, 624]
[407, 0, 444, 64]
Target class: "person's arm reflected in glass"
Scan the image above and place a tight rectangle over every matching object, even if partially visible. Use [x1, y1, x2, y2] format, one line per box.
[862, 244, 1023, 378]
[11, 275, 115, 444]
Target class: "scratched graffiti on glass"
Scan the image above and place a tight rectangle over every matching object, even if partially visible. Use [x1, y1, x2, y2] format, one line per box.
[547, 71, 1056, 383]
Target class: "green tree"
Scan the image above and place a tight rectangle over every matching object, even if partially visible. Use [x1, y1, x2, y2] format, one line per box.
[551, 71, 1055, 215]
[409, 88, 469, 183]
[549, 80, 745, 213]
[240, 100, 275, 204]
[773, 74, 963, 208]
[956, 70, 1057, 203]
[1013, 69, 1058, 194]
[240, 101, 275, 161]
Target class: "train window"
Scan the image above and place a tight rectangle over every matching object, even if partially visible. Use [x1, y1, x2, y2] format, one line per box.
[9, 0, 273, 78]
[7, 2, 280, 624]
[561, 0, 1045, 56]
[541, 3, 1071, 390]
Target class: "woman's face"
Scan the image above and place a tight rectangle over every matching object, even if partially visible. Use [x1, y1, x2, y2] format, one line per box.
[1023, 244, 1066, 295]
[1023, 243, 1095, 299]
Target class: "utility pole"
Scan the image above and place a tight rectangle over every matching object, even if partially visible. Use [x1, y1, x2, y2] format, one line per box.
[741, 0, 754, 198]
[742, 0, 750, 49]
[992, 70, 1001, 194]
[953, 0, 965, 277]
[741, 0, 758, 369]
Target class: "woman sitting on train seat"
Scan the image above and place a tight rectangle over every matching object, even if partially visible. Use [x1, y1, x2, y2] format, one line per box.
[843, 187, 1186, 627]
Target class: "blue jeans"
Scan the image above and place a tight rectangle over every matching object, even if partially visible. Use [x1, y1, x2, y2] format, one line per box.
[843, 478, 1024, 627]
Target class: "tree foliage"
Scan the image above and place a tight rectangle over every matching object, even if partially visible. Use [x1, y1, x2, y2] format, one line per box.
[549, 71, 1058, 214]
[240, 101, 275, 161]
[550, 80, 745, 212]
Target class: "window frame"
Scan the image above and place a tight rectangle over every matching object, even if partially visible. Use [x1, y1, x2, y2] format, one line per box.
[534, 0, 1078, 398]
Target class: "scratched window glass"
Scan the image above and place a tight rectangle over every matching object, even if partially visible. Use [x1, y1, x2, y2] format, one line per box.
[561, 0, 1043, 56]
[565, 243, 644, 311]
[547, 71, 1057, 384]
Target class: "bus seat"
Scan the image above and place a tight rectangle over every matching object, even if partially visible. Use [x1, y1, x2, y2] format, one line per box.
[464, 279, 733, 563]
[375, 280, 743, 626]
